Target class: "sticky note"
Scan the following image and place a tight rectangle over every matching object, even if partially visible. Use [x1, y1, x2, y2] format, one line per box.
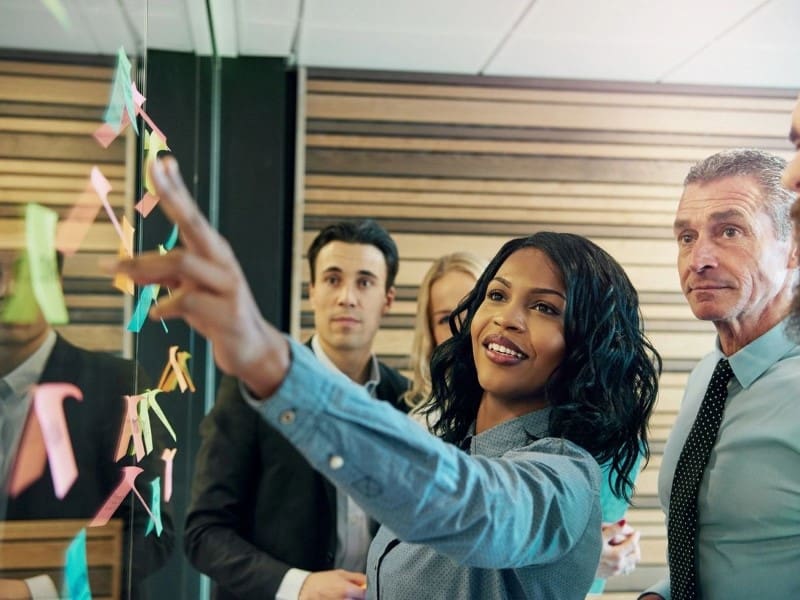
[63, 528, 91, 600]
[42, 0, 72, 30]
[135, 193, 159, 218]
[104, 47, 138, 135]
[34, 383, 83, 499]
[112, 216, 135, 295]
[26, 203, 68, 324]
[90, 466, 154, 527]
[115, 394, 145, 462]
[55, 183, 103, 256]
[158, 346, 195, 393]
[145, 477, 163, 537]
[127, 284, 156, 332]
[164, 224, 179, 251]
[7, 410, 47, 497]
[0, 252, 40, 324]
[144, 130, 170, 195]
[161, 448, 176, 502]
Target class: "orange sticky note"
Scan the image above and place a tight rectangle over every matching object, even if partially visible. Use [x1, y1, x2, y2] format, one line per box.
[7, 408, 47, 497]
[157, 346, 196, 393]
[112, 216, 135, 295]
[56, 184, 102, 256]
[114, 394, 145, 462]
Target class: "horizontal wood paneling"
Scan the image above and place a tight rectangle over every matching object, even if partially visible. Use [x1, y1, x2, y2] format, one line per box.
[299, 70, 796, 598]
[0, 56, 131, 355]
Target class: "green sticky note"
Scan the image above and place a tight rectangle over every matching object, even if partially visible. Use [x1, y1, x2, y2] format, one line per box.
[26, 203, 69, 324]
[41, 0, 72, 30]
[138, 394, 154, 456]
[0, 252, 40, 324]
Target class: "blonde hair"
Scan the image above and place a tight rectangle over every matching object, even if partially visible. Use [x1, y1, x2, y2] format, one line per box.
[403, 252, 487, 410]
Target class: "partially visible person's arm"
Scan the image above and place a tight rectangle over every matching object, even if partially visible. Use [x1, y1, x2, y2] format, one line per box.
[184, 376, 296, 599]
[0, 575, 58, 599]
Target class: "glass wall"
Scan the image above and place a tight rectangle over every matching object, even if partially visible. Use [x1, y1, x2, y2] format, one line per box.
[0, 2, 217, 598]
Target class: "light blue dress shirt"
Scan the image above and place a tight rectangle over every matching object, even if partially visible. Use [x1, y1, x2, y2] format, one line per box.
[249, 337, 603, 599]
[645, 319, 800, 599]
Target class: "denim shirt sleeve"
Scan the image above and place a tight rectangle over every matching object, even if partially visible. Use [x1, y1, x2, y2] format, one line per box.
[244, 337, 599, 569]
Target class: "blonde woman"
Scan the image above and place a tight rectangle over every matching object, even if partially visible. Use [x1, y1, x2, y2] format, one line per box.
[403, 252, 487, 416]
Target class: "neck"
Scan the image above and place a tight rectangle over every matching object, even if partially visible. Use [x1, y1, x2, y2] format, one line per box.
[475, 393, 547, 434]
[317, 337, 373, 385]
[715, 295, 791, 356]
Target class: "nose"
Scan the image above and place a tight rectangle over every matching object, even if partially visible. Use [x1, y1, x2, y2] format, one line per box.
[492, 302, 526, 331]
[336, 282, 357, 307]
[687, 236, 718, 273]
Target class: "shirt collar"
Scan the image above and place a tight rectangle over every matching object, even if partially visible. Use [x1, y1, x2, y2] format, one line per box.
[3, 329, 57, 399]
[310, 334, 381, 395]
[468, 407, 553, 458]
[716, 319, 797, 389]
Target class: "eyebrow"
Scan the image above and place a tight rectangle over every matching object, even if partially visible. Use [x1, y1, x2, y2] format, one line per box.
[492, 276, 566, 300]
[673, 208, 747, 231]
[321, 266, 378, 279]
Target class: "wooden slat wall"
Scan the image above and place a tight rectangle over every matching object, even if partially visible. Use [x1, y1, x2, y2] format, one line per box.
[0, 57, 131, 355]
[298, 69, 797, 598]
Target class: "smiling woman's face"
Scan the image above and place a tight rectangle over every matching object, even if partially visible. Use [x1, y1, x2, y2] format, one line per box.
[470, 247, 566, 409]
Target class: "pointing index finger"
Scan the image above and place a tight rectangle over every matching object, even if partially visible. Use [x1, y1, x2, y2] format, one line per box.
[150, 158, 226, 260]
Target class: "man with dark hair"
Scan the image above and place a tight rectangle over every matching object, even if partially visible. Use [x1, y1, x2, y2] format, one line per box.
[640, 148, 800, 599]
[185, 219, 408, 600]
[0, 248, 174, 599]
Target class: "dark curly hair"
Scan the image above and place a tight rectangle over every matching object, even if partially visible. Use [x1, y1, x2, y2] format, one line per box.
[426, 232, 661, 502]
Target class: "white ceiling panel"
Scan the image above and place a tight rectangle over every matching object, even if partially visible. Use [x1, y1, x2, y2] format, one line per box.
[299, 27, 503, 73]
[664, 0, 800, 88]
[76, 0, 140, 55]
[298, 0, 529, 72]
[0, 0, 99, 54]
[486, 0, 768, 81]
[235, 0, 298, 56]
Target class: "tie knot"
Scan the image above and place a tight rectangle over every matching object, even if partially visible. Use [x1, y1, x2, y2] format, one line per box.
[713, 358, 734, 385]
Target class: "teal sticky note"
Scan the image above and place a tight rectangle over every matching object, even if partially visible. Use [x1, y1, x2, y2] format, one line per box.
[63, 528, 92, 600]
[164, 225, 179, 250]
[104, 47, 138, 135]
[127, 284, 156, 332]
[145, 477, 163, 536]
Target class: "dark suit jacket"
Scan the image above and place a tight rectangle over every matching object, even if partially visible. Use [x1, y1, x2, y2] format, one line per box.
[3, 334, 175, 599]
[184, 342, 409, 600]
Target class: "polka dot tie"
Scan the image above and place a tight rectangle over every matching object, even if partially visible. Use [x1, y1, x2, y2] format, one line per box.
[668, 358, 734, 599]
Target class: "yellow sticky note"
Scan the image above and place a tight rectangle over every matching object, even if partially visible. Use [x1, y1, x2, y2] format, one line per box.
[112, 216, 135, 296]
[144, 130, 170, 195]
[26, 204, 68, 324]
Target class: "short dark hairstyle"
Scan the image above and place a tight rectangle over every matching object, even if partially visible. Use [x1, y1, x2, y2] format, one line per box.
[427, 232, 661, 502]
[307, 220, 399, 290]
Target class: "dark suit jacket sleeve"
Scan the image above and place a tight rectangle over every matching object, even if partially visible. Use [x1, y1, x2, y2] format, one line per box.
[184, 376, 293, 599]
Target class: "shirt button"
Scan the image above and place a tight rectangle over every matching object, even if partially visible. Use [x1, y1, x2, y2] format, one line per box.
[329, 455, 344, 470]
[279, 410, 295, 425]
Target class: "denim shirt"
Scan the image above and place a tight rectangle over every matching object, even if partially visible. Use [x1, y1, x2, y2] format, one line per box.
[248, 338, 602, 599]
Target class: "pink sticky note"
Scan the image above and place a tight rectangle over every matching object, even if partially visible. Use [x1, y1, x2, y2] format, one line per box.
[134, 193, 160, 218]
[131, 82, 166, 142]
[7, 411, 47, 497]
[33, 383, 83, 499]
[161, 448, 176, 502]
[90, 466, 154, 527]
[131, 81, 145, 107]
[93, 122, 119, 149]
[55, 185, 103, 256]
[90, 166, 131, 257]
[115, 394, 145, 462]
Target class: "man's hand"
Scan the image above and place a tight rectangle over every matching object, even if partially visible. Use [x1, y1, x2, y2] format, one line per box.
[299, 570, 367, 600]
[114, 158, 289, 398]
[0, 579, 31, 600]
[596, 520, 641, 579]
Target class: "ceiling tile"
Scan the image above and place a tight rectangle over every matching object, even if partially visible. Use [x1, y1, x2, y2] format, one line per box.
[238, 21, 296, 56]
[0, 2, 98, 54]
[664, 0, 800, 88]
[237, 0, 299, 22]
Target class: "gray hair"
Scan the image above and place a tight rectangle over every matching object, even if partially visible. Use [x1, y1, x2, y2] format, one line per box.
[684, 148, 793, 240]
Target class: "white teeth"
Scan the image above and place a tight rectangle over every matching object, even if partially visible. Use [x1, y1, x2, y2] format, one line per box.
[487, 342, 524, 359]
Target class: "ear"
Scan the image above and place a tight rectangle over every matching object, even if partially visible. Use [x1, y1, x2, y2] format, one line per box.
[383, 285, 396, 314]
[787, 237, 799, 270]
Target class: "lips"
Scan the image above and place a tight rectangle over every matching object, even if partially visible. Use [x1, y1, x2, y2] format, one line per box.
[331, 315, 361, 324]
[482, 334, 529, 362]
